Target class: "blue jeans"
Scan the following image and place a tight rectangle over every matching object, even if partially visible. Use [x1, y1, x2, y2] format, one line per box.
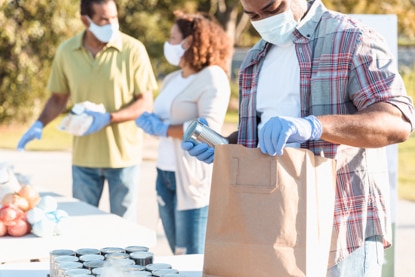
[156, 168, 208, 255]
[327, 235, 384, 277]
[72, 165, 139, 221]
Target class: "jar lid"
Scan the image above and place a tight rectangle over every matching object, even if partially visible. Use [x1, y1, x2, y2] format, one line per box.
[79, 254, 105, 262]
[54, 255, 79, 263]
[50, 249, 76, 256]
[145, 263, 172, 272]
[105, 252, 130, 260]
[76, 248, 101, 256]
[83, 260, 105, 269]
[106, 258, 135, 267]
[125, 246, 149, 253]
[100, 247, 125, 254]
[129, 251, 154, 259]
[152, 268, 179, 276]
[56, 261, 83, 270]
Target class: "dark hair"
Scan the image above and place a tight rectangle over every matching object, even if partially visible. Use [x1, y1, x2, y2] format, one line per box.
[173, 10, 233, 75]
[80, 0, 114, 17]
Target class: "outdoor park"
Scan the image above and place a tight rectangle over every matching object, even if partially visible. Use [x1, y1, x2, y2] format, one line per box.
[1, 0, 415, 276]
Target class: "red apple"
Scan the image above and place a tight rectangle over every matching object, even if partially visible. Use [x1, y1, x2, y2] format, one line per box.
[0, 205, 24, 226]
[0, 220, 7, 236]
[7, 218, 31, 237]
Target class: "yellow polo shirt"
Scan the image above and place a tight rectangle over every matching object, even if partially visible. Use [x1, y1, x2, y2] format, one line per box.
[47, 31, 158, 168]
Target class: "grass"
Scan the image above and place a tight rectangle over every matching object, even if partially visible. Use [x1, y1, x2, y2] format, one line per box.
[397, 134, 415, 201]
[1, 113, 414, 201]
[0, 115, 73, 151]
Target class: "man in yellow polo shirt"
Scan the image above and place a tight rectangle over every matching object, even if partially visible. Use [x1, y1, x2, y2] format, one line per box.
[17, 0, 158, 221]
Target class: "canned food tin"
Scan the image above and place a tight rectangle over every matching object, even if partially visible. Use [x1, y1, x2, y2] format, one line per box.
[121, 264, 146, 272]
[49, 249, 76, 277]
[56, 261, 83, 277]
[105, 258, 135, 268]
[79, 254, 105, 264]
[91, 267, 105, 276]
[127, 271, 152, 276]
[105, 252, 130, 260]
[183, 119, 228, 147]
[129, 251, 154, 266]
[125, 246, 149, 254]
[100, 247, 125, 255]
[52, 255, 78, 277]
[75, 248, 101, 257]
[63, 268, 90, 277]
[145, 263, 172, 272]
[152, 268, 179, 276]
[83, 259, 105, 271]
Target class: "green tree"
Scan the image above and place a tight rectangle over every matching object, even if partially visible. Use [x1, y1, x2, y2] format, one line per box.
[0, 0, 82, 124]
[1, 0, 414, 124]
[325, 0, 415, 41]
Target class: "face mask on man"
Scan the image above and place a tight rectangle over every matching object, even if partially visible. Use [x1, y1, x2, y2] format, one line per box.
[87, 16, 119, 43]
[250, 9, 298, 46]
[163, 41, 186, 66]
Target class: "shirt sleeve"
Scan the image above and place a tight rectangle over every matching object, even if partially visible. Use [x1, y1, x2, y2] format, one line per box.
[348, 28, 415, 130]
[47, 44, 69, 94]
[132, 41, 158, 96]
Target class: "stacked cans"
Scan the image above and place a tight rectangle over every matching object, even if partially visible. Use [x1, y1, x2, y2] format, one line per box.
[49, 246, 185, 276]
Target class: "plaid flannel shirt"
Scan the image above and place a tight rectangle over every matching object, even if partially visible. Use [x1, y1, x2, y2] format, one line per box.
[237, 0, 415, 267]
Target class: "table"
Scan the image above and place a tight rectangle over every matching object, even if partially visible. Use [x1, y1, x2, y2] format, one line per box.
[0, 254, 204, 277]
[0, 191, 156, 264]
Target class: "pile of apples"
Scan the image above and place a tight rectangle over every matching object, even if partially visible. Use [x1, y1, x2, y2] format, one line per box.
[0, 185, 40, 237]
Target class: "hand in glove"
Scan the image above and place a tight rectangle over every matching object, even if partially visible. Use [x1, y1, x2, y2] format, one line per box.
[82, 110, 111, 136]
[17, 121, 44, 151]
[258, 115, 322, 156]
[135, 112, 168, 137]
[181, 117, 214, 164]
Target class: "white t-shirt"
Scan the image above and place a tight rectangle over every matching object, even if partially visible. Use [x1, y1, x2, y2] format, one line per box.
[154, 72, 195, 171]
[256, 43, 301, 148]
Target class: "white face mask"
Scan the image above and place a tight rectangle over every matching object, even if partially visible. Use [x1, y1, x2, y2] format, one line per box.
[163, 41, 186, 66]
[250, 9, 298, 46]
[87, 16, 119, 43]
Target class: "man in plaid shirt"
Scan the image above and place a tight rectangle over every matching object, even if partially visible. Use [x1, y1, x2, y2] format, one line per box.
[183, 0, 415, 276]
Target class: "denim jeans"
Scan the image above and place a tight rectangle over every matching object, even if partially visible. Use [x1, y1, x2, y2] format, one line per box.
[327, 235, 384, 277]
[72, 165, 139, 221]
[156, 168, 208, 255]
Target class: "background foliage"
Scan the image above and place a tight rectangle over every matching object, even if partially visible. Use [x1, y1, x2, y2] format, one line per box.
[0, 0, 415, 124]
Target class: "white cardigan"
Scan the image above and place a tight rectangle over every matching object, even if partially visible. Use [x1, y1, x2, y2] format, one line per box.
[158, 65, 230, 210]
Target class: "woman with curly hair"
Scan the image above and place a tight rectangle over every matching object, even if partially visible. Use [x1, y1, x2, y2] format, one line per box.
[135, 11, 233, 254]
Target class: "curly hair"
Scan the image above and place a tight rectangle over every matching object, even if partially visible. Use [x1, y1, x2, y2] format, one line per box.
[173, 10, 233, 76]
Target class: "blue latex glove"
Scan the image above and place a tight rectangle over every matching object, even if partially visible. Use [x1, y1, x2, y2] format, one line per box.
[135, 112, 168, 137]
[17, 121, 44, 151]
[181, 117, 215, 164]
[82, 110, 111, 136]
[258, 115, 322, 156]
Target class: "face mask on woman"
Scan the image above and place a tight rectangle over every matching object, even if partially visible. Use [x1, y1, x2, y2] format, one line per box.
[250, 8, 298, 46]
[87, 16, 119, 43]
[163, 41, 186, 66]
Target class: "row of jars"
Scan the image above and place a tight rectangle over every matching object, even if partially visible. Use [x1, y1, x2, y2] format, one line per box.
[50, 246, 186, 277]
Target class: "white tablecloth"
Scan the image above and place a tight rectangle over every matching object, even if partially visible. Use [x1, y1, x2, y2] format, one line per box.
[0, 191, 156, 264]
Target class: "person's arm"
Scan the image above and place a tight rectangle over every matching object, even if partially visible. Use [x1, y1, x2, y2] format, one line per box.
[109, 89, 153, 123]
[37, 93, 70, 126]
[319, 102, 412, 148]
[166, 125, 184, 139]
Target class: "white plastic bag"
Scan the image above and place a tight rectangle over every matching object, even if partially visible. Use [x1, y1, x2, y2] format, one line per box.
[57, 101, 105, 136]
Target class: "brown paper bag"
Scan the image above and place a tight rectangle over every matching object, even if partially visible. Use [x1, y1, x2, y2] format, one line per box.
[203, 145, 336, 277]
